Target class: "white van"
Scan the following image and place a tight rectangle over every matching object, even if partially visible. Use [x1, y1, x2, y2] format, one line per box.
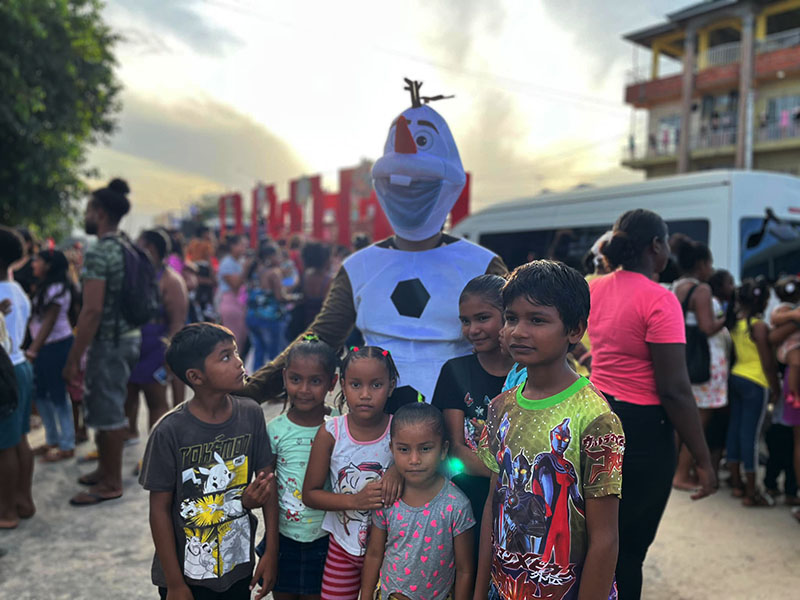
[452, 170, 800, 281]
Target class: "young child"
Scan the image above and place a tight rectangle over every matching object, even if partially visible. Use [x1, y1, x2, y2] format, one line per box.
[266, 335, 339, 600]
[139, 323, 277, 600]
[0, 226, 35, 530]
[361, 403, 476, 600]
[25, 249, 78, 462]
[771, 275, 800, 408]
[726, 278, 781, 507]
[432, 274, 511, 569]
[475, 260, 624, 600]
[302, 346, 398, 600]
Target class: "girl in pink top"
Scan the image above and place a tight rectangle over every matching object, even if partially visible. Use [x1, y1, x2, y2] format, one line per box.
[588, 209, 715, 600]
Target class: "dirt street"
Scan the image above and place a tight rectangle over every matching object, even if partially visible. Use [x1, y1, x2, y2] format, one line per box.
[1, 398, 796, 599]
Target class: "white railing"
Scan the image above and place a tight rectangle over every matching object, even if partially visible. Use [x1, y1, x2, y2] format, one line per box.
[757, 27, 800, 54]
[757, 121, 800, 142]
[692, 127, 737, 150]
[698, 41, 741, 69]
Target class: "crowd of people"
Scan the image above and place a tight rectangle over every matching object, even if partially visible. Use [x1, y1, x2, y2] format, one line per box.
[2, 189, 799, 599]
[1, 90, 799, 599]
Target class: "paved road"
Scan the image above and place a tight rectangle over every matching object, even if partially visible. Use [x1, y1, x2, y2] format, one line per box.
[1, 398, 797, 599]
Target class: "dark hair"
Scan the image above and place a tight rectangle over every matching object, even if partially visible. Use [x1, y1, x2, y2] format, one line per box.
[774, 275, 800, 303]
[390, 402, 446, 443]
[502, 260, 590, 335]
[459, 274, 505, 311]
[91, 178, 131, 223]
[166, 229, 183, 259]
[285, 336, 339, 381]
[32, 250, 77, 318]
[601, 209, 667, 270]
[673, 237, 712, 273]
[141, 229, 171, 262]
[247, 243, 278, 280]
[353, 234, 371, 251]
[737, 277, 770, 337]
[221, 234, 243, 256]
[338, 345, 399, 409]
[301, 242, 331, 270]
[0, 226, 25, 268]
[709, 269, 734, 300]
[15, 227, 35, 248]
[166, 323, 236, 387]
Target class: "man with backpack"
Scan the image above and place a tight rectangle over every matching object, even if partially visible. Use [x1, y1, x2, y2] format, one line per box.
[63, 178, 152, 507]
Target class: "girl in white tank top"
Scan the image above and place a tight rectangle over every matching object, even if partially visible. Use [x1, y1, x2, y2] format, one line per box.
[302, 347, 403, 600]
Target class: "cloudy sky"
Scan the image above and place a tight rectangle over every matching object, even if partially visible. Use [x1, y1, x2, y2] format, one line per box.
[91, 0, 686, 228]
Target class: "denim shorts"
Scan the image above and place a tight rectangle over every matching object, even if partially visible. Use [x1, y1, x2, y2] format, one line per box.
[83, 333, 141, 430]
[0, 361, 33, 450]
[267, 534, 329, 595]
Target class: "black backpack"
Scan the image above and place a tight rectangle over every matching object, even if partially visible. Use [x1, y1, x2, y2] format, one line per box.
[682, 285, 711, 384]
[0, 343, 18, 421]
[111, 234, 160, 338]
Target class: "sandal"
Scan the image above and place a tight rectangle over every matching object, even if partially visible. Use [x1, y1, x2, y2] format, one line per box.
[41, 448, 75, 463]
[742, 493, 775, 507]
[731, 486, 745, 498]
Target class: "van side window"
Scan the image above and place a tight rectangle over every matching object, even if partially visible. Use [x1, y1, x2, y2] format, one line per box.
[479, 219, 709, 273]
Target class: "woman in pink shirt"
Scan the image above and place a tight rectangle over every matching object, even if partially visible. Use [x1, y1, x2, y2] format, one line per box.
[589, 209, 715, 600]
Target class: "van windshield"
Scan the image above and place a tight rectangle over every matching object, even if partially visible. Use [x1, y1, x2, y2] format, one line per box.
[741, 216, 800, 280]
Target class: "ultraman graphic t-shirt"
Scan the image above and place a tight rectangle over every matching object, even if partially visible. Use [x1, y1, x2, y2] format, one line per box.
[477, 377, 624, 600]
[139, 396, 273, 592]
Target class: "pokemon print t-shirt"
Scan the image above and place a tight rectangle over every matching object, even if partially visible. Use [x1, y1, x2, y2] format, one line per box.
[321, 415, 393, 556]
[140, 396, 273, 592]
[477, 377, 624, 600]
[373, 478, 474, 600]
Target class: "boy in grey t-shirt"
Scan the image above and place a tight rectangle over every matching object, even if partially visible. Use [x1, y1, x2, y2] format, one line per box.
[139, 323, 278, 599]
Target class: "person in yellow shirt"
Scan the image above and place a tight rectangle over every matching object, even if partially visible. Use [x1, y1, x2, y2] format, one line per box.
[726, 278, 781, 507]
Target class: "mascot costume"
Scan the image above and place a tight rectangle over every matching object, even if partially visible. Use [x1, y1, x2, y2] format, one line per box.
[244, 80, 506, 411]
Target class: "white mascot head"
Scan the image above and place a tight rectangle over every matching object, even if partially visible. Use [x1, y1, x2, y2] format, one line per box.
[371, 80, 466, 242]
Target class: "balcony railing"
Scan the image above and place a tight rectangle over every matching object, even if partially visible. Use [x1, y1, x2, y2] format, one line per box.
[629, 27, 800, 85]
[692, 126, 737, 149]
[757, 27, 800, 54]
[698, 41, 741, 69]
[624, 120, 800, 163]
[757, 120, 800, 142]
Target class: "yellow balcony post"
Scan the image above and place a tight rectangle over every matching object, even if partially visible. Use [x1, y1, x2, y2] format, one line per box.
[756, 14, 767, 40]
[651, 42, 661, 79]
[698, 29, 710, 69]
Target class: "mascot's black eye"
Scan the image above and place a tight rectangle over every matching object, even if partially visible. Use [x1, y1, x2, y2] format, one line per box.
[416, 134, 429, 148]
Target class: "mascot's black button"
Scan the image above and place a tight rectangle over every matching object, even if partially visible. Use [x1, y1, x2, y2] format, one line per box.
[391, 278, 430, 318]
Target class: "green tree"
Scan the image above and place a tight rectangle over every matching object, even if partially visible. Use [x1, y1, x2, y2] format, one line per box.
[0, 0, 120, 237]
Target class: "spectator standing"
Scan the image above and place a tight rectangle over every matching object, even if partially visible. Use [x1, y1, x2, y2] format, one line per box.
[63, 178, 142, 507]
[726, 278, 781, 507]
[670, 239, 730, 491]
[125, 230, 188, 442]
[246, 244, 293, 370]
[590, 209, 715, 599]
[25, 249, 78, 462]
[0, 226, 35, 529]
[216, 234, 249, 348]
[11, 228, 38, 297]
[287, 242, 332, 341]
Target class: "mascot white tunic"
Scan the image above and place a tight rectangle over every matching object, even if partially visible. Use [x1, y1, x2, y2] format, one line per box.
[245, 82, 506, 411]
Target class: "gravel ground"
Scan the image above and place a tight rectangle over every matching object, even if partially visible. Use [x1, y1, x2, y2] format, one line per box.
[1, 397, 797, 599]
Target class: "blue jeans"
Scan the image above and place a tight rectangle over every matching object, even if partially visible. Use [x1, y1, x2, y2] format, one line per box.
[726, 375, 768, 472]
[246, 314, 285, 370]
[33, 336, 75, 451]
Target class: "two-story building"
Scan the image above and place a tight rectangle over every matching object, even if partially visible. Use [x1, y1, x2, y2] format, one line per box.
[623, 0, 800, 178]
